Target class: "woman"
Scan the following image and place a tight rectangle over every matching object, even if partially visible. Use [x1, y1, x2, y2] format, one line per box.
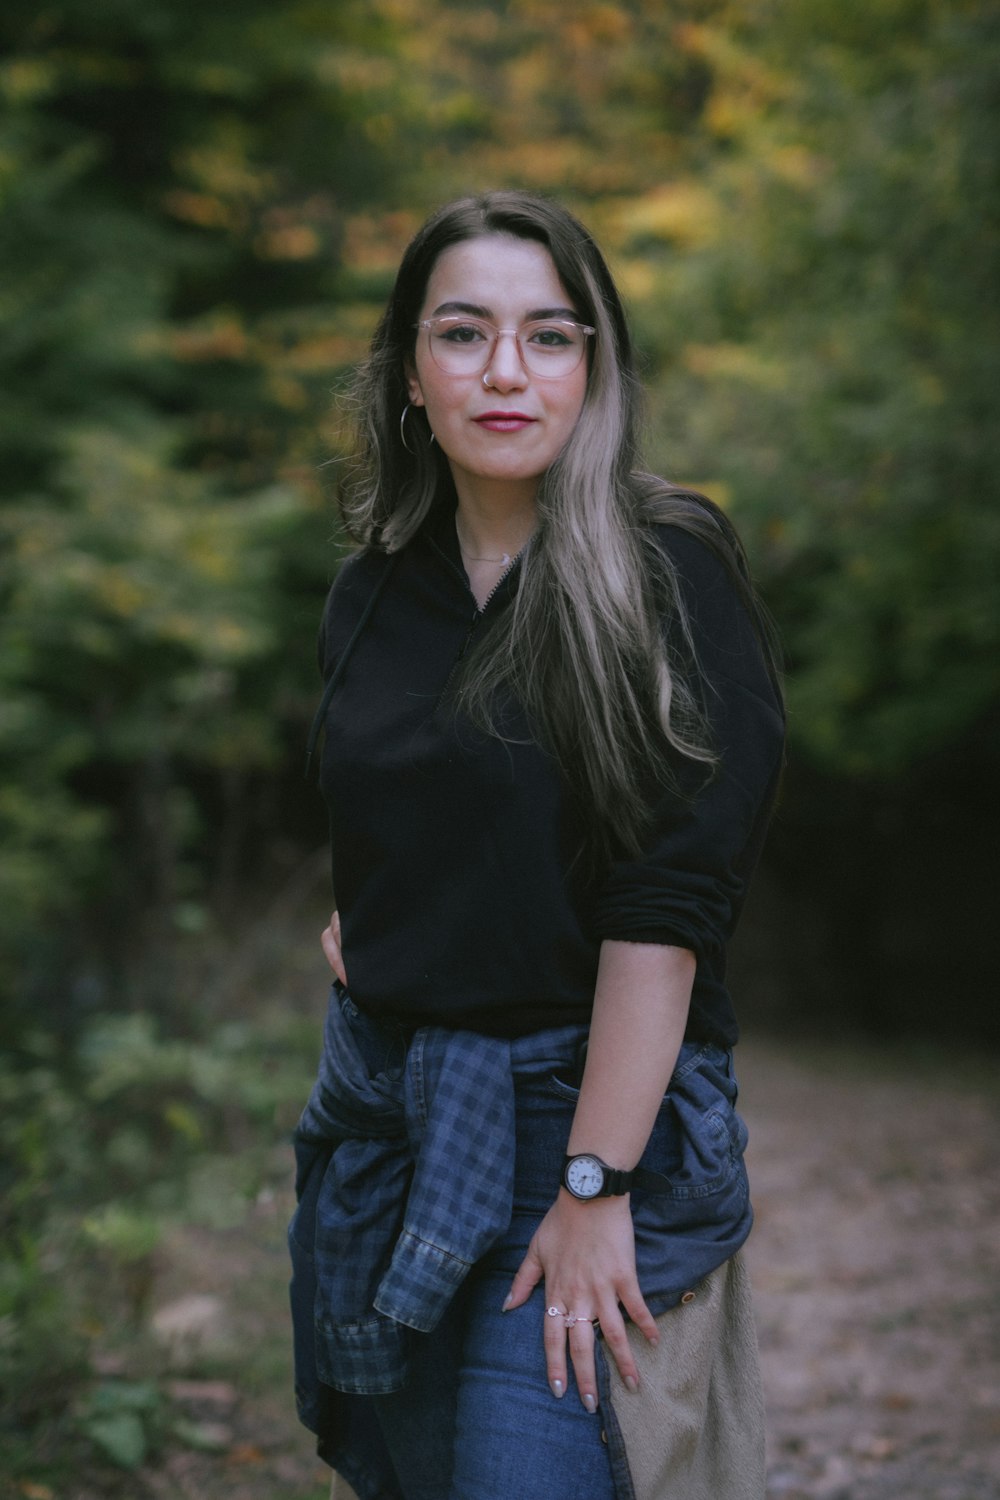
[290, 191, 784, 1500]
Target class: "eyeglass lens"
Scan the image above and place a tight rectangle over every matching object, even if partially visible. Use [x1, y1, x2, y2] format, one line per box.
[422, 317, 590, 377]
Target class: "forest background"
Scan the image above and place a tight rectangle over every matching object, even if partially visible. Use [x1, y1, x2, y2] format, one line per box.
[1, 0, 998, 1487]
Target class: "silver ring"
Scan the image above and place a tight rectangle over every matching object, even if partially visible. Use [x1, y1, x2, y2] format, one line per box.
[482, 372, 493, 388]
[546, 1305, 566, 1318]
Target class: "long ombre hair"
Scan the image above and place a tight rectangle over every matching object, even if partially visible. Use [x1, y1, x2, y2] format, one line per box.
[340, 191, 781, 857]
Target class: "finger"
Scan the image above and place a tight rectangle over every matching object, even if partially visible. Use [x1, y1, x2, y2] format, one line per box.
[502, 1242, 544, 1313]
[567, 1317, 599, 1412]
[619, 1276, 659, 1346]
[322, 924, 346, 984]
[542, 1301, 569, 1400]
[594, 1301, 640, 1393]
[320, 912, 348, 985]
[331, 911, 348, 986]
[321, 933, 347, 986]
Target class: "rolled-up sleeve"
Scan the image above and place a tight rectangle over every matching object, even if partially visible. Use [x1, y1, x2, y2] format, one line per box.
[593, 528, 785, 958]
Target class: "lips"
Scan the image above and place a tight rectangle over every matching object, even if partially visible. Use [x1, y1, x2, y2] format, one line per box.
[474, 410, 537, 431]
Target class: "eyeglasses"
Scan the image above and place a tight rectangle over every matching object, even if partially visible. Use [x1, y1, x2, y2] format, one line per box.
[415, 316, 595, 378]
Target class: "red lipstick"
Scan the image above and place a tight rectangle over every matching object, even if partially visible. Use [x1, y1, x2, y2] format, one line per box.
[474, 410, 536, 431]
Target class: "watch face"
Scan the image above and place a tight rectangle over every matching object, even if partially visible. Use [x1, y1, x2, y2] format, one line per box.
[565, 1155, 605, 1199]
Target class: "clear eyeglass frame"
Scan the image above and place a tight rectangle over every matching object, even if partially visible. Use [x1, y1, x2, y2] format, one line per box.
[415, 315, 595, 378]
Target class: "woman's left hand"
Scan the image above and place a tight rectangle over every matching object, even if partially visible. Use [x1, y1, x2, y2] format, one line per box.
[503, 1190, 658, 1411]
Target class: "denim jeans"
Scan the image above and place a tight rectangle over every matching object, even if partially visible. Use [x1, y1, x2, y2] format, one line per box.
[291, 995, 752, 1500]
[368, 1060, 621, 1500]
[369, 1268, 615, 1499]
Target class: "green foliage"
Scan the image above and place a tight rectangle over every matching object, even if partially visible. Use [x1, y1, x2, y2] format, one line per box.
[629, 0, 1000, 775]
[0, 996, 317, 1471]
[0, 0, 411, 1009]
[79, 1379, 162, 1470]
[0, 438, 317, 1006]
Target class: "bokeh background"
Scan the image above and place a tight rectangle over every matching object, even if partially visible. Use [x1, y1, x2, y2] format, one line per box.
[2, 0, 998, 1494]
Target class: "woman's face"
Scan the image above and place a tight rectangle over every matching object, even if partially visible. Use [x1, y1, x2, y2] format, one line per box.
[406, 234, 589, 507]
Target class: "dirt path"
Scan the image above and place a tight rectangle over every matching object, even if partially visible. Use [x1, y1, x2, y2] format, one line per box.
[66, 1037, 999, 1500]
[740, 1040, 1000, 1500]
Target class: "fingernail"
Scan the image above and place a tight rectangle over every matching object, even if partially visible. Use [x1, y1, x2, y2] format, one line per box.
[501, 1294, 514, 1312]
[582, 1393, 597, 1414]
[550, 1378, 565, 1398]
[624, 1375, 639, 1394]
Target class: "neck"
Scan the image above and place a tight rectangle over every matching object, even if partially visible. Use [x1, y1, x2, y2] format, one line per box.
[453, 490, 538, 564]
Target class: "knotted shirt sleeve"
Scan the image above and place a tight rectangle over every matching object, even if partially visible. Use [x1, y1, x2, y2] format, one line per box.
[592, 528, 785, 959]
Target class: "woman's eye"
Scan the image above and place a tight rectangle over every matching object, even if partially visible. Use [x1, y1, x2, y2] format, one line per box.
[440, 323, 487, 344]
[529, 325, 573, 348]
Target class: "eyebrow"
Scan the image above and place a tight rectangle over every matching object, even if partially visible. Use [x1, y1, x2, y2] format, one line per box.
[429, 300, 582, 321]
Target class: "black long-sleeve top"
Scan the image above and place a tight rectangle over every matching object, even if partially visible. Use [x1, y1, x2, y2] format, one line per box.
[316, 508, 784, 1044]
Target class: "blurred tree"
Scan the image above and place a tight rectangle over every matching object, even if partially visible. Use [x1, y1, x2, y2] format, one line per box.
[618, 0, 1000, 1032]
[386, 0, 725, 203]
[630, 0, 1000, 777]
[0, 0, 412, 1016]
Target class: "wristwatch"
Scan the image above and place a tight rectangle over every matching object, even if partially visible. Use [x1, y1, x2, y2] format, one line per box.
[561, 1153, 673, 1201]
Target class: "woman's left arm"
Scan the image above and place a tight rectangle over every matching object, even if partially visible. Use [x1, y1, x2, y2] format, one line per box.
[503, 937, 695, 1411]
[507, 528, 784, 1412]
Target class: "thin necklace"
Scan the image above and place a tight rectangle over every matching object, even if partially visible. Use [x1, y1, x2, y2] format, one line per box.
[460, 545, 515, 566]
[455, 523, 528, 568]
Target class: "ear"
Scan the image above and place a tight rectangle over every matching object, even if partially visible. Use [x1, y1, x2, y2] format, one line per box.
[404, 358, 425, 408]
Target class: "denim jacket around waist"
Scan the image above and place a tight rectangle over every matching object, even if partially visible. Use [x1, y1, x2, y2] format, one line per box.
[289, 980, 754, 1425]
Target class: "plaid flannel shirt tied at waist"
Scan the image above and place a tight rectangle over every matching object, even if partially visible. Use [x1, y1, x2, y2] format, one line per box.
[292, 983, 590, 1396]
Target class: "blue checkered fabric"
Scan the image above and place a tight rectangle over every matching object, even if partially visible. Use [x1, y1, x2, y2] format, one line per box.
[293, 986, 588, 1396]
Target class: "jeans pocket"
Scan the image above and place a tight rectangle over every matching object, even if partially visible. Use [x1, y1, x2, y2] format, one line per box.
[634, 1073, 752, 1296]
[638, 1044, 747, 1200]
[546, 1072, 585, 1103]
[644, 1103, 746, 1201]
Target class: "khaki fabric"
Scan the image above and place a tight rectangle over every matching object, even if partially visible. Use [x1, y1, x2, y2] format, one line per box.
[330, 1252, 764, 1500]
[606, 1251, 765, 1500]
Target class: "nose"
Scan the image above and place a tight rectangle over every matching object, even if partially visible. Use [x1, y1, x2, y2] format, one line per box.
[483, 328, 527, 390]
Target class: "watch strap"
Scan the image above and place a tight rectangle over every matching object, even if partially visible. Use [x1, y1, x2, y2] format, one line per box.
[627, 1164, 674, 1195]
[562, 1154, 673, 1198]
